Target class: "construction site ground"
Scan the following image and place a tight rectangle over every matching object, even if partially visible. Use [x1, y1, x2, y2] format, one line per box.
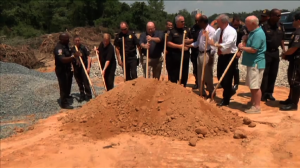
[1, 57, 300, 168]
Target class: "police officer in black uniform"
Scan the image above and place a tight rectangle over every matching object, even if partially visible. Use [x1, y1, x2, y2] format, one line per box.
[114, 21, 141, 81]
[54, 33, 80, 109]
[230, 16, 248, 91]
[259, 9, 270, 26]
[280, 12, 300, 111]
[164, 21, 173, 80]
[167, 15, 193, 87]
[190, 13, 202, 89]
[260, 8, 286, 101]
[71, 35, 92, 102]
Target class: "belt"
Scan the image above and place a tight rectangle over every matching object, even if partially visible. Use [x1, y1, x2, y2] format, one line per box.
[199, 49, 211, 53]
[267, 48, 279, 52]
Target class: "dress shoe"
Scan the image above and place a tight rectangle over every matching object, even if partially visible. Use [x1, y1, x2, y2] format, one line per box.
[217, 100, 229, 106]
[267, 94, 276, 101]
[231, 89, 236, 97]
[192, 84, 198, 89]
[232, 84, 238, 91]
[280, 104, 298, 111]
[61, 104, 74, 109]
[279, 99, 291, 105]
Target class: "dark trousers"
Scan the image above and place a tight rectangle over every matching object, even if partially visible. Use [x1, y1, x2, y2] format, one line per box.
[217, 54, 236, 103]
[104, 63, 116, 91]
[168, 53, 190, 87]
[287, 61, 300, 105]
[191, 53, 198, 85]
[73, 66, 92, 97]
[123, 59, 137, 81]
[166, 53, 172, 80]
[233, 58, 239, 85]
[55, 67, 73, 105]
[261, 50, 280, 95]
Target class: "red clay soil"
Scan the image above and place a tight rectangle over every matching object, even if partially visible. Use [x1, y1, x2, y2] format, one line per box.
[62, 78, 243, 141]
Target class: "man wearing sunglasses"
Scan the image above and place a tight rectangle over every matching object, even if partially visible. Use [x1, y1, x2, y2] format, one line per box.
[190, 13, 202, 89]
[167, 15, 193, 87]
[260, 9, 286, 102]
[280, 12, 300, 111]
[114, 22, 141, 81]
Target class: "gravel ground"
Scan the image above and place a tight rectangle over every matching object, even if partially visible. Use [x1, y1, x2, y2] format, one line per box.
[0, 62, 104, 138]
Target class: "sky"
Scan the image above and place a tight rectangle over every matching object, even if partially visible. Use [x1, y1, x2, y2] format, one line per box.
[121, 1, 299, 17]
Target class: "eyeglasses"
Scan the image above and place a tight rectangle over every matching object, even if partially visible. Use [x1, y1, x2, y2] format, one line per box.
[121, 28, 127, 31]
[180, 21, 185, 23]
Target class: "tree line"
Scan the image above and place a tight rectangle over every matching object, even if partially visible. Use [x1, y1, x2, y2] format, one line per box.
[1, 0, 299, 39]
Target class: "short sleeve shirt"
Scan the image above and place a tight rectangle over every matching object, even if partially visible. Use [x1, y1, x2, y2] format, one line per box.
[242, 27, 266, 69]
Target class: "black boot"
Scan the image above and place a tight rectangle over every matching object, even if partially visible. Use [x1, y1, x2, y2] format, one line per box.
[266, 94, 276, 101]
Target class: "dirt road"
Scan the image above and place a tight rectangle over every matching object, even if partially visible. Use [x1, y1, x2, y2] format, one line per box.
[1, 73, 300, 167]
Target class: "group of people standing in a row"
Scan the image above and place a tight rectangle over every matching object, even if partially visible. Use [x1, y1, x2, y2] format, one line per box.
[53, 8, 300, 113]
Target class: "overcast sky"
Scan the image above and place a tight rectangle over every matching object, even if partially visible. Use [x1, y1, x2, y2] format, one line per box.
[121, 1, 299, 17]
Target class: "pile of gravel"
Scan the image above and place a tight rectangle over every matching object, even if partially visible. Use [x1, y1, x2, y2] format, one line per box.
[0, 61, 104, 138]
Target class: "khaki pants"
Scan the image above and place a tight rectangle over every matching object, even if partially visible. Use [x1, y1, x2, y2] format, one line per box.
[142, 55, 163, 79]
[197, 52, 214, 94]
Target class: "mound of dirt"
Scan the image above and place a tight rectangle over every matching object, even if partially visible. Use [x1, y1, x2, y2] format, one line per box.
[39, 27, 102, 55]
[0, 44, 41, 68]
[62, 78, 243, 141]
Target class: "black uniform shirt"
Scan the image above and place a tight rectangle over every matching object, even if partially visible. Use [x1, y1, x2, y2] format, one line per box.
[287, 29, 300, 61]
[114, 31, 139, 60]
[231, 24, 249, 46]
[53, 42, 72, 68]
[167, 26, 192, 56]
[97, 42, 116, 69]
[190, 24, 201, 55]
[71, 44, 90, 67]
[261, 21, 285, 51]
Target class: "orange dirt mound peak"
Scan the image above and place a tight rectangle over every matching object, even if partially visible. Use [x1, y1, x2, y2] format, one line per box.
[62, 78, 243, 141]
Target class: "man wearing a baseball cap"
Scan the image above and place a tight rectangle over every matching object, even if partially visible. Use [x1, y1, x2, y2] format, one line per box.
[259, 9, 270, 25]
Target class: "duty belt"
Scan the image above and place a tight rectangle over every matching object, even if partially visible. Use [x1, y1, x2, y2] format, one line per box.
[199, 49, 211, 53]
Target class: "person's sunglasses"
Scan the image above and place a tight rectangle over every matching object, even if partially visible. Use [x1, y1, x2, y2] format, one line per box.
[276, 14, 281, 17]
[180, 21, 185, 23]
[121, 28, 127, 31]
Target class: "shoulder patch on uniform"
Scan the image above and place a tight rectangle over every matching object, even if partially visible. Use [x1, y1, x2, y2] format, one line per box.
[58, 49, 62, 55]
[295, 35, 299, 42]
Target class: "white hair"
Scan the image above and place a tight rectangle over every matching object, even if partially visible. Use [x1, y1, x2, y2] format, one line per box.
[216, 14, 230, 23]
[175, 15, 184, 23]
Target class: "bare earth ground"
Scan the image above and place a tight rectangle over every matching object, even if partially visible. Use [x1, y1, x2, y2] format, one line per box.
[2, 57, 300, 167]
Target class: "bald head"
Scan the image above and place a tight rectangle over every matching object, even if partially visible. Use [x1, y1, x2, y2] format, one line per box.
[245, 15, 259, 31]
[59, 33, 69, 45]
[146, 21, 156, 35]
[195, 13, 202, 20]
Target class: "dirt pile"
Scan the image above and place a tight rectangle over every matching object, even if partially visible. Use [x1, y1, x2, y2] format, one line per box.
[39, 27, 102, 55]
[62, 78, 243, 141]
[0, 44, 41, 68]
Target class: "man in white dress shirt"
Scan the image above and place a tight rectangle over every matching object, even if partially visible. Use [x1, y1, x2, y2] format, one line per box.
[189, 15, 216, 98]
[207, 14, 238, 106]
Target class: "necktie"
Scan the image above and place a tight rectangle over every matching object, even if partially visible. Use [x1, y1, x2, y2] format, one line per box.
[217, 30, 223, 55]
